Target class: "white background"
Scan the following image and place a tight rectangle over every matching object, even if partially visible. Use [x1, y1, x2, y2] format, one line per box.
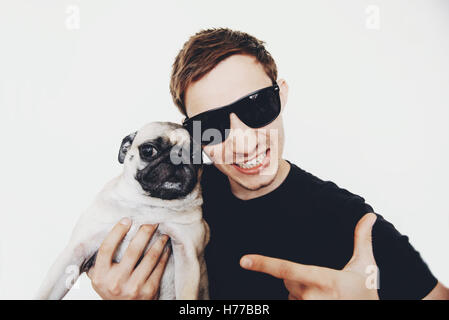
[0, 0, 448, 299]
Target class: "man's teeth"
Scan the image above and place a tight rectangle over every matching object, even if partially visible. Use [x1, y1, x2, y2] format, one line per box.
[236, 152, 266, 169]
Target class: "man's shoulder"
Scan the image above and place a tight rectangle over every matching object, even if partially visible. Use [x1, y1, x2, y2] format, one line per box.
[287, 161, 370, 200]
[285, 161, 374, 216]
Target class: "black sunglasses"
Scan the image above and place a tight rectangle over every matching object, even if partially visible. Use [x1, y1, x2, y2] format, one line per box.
[182, 84, 281, 146]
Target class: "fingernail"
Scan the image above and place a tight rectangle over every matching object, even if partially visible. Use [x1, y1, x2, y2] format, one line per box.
[241, 257, 252, 269]
[120, 217, 131, 226]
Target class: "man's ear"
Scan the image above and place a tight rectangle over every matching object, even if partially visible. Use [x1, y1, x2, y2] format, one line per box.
[276, 79, 289, 111]
[118, 131, 137, 164]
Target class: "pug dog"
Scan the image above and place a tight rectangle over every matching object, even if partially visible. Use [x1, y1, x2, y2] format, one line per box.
[36, 122, 209, 300]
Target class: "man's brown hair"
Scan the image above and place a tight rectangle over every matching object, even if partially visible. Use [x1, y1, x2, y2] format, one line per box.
[170, 28, 278, 117]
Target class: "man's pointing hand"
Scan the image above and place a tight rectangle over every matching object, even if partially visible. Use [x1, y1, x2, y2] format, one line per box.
[240, 213, 379, 300]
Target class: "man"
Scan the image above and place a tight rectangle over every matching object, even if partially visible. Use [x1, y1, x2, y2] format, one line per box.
[87, 28, 449, 299]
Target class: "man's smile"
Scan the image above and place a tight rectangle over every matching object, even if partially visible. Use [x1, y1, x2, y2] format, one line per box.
[232, 148, 271, 175]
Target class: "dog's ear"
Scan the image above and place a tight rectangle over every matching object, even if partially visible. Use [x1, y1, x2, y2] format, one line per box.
[118, 131, 137, 164]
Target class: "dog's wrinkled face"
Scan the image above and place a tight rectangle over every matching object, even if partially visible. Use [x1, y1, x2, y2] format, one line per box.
[118, 122, 200, 200]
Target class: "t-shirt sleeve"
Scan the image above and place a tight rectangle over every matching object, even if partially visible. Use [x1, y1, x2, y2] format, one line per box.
[296, 167, 438, 299]
[342, 194, 438, 299]
[370, 213, 438, 299]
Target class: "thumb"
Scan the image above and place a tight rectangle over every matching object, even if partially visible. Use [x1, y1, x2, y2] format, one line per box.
[345, 213, 377, 270]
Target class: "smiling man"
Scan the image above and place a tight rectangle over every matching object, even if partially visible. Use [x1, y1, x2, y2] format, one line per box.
[87, 28, 448, 300]
[169, 28, 448, 300]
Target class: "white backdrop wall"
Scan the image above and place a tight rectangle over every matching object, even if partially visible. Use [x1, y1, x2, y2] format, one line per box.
[0, 0, 448, 299]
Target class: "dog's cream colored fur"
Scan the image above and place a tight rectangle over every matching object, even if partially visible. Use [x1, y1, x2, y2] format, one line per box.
[36, 122, 209, 300]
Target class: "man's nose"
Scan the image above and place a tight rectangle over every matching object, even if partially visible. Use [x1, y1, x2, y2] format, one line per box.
[226, 113, 258, 157]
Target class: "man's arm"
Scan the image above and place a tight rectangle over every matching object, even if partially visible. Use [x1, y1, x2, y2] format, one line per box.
[424, 282, 449, 300]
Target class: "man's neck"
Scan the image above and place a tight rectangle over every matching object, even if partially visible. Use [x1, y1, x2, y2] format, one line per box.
[228, 159, 291, 200]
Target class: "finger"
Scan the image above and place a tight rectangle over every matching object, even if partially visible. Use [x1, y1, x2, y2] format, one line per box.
[350, 213, 377, 265]
[86, 266, 97, 279]
[118, 224, 158, 274]
[155, 289, 160, 300]
[130, 234, 169, 282]
[240, 254, 328, 286]
[284, 279, 306, 297]
[96, 218, 132, 269]
[142, 245, 171, 298]
[288, 293, 299, 300]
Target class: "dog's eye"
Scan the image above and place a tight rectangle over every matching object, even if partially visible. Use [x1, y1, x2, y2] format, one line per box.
[139, 144, 158, 159]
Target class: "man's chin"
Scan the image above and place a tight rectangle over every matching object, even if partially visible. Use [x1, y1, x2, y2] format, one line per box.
[234, 175, 277, 192]
[228, 165, 279, 192]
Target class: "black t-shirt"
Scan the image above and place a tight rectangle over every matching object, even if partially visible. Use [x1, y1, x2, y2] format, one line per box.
[200, 160, 437, 300]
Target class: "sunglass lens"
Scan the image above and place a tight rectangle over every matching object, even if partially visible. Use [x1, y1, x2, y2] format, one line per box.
[236, 87, 281, 128]
[190, 109, 230, 146]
